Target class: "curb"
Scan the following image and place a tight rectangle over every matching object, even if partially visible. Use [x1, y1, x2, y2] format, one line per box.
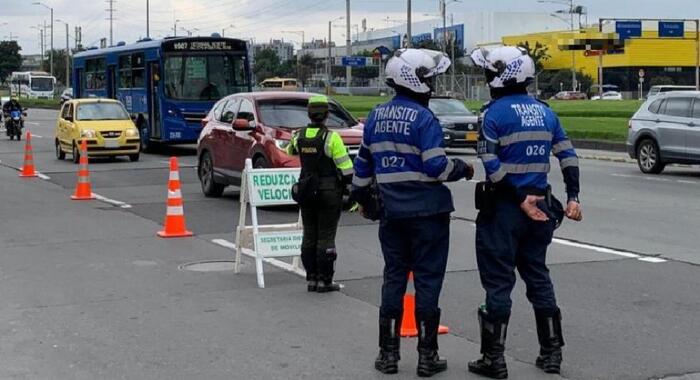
[578, 154, 635, 164]
[571, 139, 627, 153]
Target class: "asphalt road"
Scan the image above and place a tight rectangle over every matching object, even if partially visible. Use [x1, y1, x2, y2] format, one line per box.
[0, 109, 699, 379]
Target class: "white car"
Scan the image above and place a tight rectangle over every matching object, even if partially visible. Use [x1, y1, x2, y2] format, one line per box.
[591, 91, 623, 100]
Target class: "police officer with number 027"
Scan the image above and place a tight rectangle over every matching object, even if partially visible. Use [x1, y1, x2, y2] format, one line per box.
[287, 95, 354, 293]
[466, 46, 583, 379]
[351, 49, 474, 377]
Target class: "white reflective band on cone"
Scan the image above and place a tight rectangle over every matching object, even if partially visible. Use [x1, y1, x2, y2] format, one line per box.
[166, 206, 184, 215]
[169, 171, 180, 181]
[168, 189, 182, 199]
[78, 176, 90, 183]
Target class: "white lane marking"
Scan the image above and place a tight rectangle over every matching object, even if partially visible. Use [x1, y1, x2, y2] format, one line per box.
[611, 173, 700, 186]
[36, 172, 51, 180]
[552, 238, 640, 258]
[637, 257, 667, 263]
[31, 134, 43, 138]
[93, 193, 132, 209]
[455, 216, 666, 264]
[552, 238, 666, 263]
[211, 238, 307, 277]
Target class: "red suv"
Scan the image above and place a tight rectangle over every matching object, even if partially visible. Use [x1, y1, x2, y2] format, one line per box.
[197, 91, 363, 197]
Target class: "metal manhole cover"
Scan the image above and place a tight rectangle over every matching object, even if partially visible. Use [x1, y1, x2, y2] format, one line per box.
[180, 260, 236, 272]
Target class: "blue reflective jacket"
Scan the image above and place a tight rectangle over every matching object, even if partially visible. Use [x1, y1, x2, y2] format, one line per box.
[352, 95, 468, 219]
[478, 94, 580, 201]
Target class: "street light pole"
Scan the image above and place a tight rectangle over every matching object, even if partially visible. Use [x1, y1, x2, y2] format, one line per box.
[569, 0, 577, 91]
[33, 2, 54, 77]
[222, 24, 235, 37]
[346, 0, 352, 94]
[146, 0, 150, 38]
[327, 16, 344, 95]
[406, 0, 412, 47]
[56, 19, 70, 87]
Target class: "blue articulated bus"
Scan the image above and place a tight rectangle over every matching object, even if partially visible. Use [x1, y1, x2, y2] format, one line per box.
[72, 35, 252, 150]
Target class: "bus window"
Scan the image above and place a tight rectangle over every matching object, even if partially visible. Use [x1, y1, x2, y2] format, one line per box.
[118, 55, 132, 88]
[86, 58, 106, 90]
[132, 53, 145, 88]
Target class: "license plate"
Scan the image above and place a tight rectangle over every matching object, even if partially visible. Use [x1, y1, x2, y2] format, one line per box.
[104, 140, 119, 148]
[465, 132, 478, 141]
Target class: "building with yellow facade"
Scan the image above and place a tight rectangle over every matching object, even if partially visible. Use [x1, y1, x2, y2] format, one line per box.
[502, 28, 699, 96]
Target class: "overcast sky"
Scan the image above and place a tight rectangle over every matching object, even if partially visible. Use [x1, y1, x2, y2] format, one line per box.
[2, 0, 700, 55]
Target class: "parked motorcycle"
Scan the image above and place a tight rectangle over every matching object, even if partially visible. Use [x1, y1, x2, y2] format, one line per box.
[5, 109, 26, 141]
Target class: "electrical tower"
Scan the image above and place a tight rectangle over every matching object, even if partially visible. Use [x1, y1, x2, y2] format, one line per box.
[106, 0, 116, 46]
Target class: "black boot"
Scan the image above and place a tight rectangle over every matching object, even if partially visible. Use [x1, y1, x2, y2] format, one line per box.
[301, 247, 318, 292]
[535, 308, 564, 374]
[316, 248, 341, 293]
[306, 275, 318, 292]
[375, 315, 401, 374]
[416, 310, 447, 377]
[468, 308, 509, 379]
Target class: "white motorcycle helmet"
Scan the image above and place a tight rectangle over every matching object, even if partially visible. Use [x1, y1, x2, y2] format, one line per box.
[470, 46, 535, 89]
[385, 49, 452, 94]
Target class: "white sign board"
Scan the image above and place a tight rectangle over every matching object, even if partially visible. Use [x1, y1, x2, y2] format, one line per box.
[235, 159, 303, 288]
[247, 168, 299, 206]
[255, 231, 304, 258]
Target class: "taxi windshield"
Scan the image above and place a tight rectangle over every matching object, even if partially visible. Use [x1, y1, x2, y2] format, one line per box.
[76, 103, 130, 121]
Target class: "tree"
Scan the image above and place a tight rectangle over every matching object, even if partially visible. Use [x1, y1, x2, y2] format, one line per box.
[0, 41, 22, 84]
[649, 76, 674, 87]
[253, 48, 282, 83]
[517, 41, 550, 72]
[42, 49, 70, 86]
[298, 53, 316, 87]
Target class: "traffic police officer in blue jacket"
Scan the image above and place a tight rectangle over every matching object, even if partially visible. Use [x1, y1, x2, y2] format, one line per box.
[351, 49, 474, 377]
[466, 46, 583, 379]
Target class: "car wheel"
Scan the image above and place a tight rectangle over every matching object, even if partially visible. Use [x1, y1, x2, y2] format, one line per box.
[253, 156, 268, 169]
[129, 153, 140, 162]
[199, 152, 225, 197]
[72, 142, 81, 164]
[55, 140, 66, 160]
[637, 139, 665, 174]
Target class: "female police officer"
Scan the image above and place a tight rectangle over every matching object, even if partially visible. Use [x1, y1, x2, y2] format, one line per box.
[466, 46, 583, 379]
[287, 95, 354, 293]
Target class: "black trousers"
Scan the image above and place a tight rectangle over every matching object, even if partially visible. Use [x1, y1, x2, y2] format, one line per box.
[378, 213, 451, 319]
[475, 200, 558, 319]
[300, 187, 343, 282]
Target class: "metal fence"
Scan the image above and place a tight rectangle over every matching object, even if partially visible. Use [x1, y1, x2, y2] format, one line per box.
[434, 74, 490, 100]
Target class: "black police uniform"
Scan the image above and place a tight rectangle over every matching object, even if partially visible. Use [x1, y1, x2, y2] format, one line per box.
[295, 126, 347, 293]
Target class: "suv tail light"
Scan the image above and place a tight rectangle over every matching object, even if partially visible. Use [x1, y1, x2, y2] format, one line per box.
[628, 119, 632, 129]
[201, 118, 209, 129]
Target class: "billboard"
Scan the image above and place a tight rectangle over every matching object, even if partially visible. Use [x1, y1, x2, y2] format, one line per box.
[433, 24, 465, 50]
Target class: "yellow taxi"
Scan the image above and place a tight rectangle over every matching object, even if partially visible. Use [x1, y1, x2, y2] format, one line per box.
[55, 98, 140, 163]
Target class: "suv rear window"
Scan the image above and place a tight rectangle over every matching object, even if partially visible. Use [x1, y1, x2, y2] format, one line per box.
[663, 98, 692, 117]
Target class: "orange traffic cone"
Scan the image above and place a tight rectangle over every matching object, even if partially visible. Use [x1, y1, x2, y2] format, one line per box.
[157, 157, 193, 238]
[400, 272, 450, 337]
[18, 131, 38, 178]
[71, 139, 96, 200]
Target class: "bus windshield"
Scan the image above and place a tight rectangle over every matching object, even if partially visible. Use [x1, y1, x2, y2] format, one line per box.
[31, 77, 54, 92]
[164, 54, 247, 101]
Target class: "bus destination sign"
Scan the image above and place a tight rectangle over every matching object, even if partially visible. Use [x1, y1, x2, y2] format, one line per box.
[170, 41, 233, 51]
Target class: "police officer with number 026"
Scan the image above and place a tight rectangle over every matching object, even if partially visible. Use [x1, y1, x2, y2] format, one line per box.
[351, 49, 474, 377]
[287, 95, 354, 293]
[465, 46, 583, 379]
